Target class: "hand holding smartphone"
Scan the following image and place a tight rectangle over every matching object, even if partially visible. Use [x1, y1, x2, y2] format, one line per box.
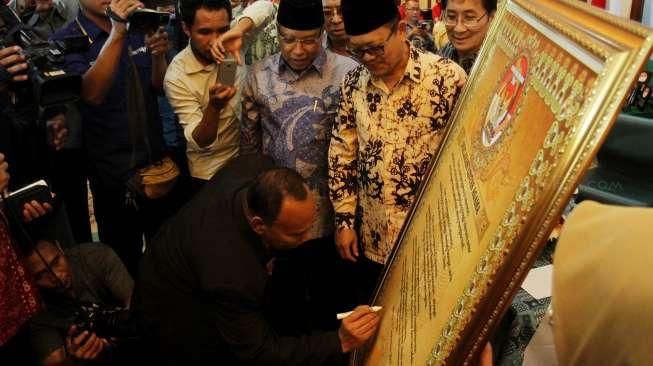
[3, 180, 54, 219]
[217, 57, 238, 87]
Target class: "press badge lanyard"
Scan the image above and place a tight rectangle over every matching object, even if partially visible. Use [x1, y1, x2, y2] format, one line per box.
[74, 17, 94, 46]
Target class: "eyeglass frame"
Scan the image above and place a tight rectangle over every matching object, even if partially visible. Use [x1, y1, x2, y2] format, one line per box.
[346, 21, 398, 60]
[323, 7, 343, 21]
[277, 30, 323, 47]
[405, 5, 420, 13]
[443, 11, 488, 29]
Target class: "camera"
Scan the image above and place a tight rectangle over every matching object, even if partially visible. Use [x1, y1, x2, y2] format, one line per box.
[128, 8, 171, 34]
[74, 302, 138, 339]
[0, 3, 88, 109]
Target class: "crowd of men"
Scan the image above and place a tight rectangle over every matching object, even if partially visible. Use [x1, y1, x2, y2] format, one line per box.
[0, 0, 496, 364]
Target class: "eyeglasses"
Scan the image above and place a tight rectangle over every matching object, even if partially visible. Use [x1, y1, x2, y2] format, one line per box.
[278, 34, 321, 47]
[444, 12, 488, 29]
[323, 7, 342, 21]
[346, 22, 397, 60]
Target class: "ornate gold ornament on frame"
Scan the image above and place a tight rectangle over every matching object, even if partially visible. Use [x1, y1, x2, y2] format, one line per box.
[351, 1, 653, 365]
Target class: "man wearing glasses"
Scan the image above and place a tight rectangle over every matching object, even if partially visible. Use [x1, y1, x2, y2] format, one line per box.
[328, 0, 466, 301]
[241, 0, 357, 331]
[439, 0, 496, 74]
[322, 0, 350, 57]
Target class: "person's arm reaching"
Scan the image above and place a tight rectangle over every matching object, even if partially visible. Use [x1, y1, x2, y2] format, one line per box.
[207, 289, 380, 365]
[211, 0, 275, 64]
[164, 72, 236, 149]
[191, 84, 236, 148]
[80, 0, 143, 105]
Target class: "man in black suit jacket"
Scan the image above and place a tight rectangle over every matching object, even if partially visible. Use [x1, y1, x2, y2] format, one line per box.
[135, 154, 379, 365]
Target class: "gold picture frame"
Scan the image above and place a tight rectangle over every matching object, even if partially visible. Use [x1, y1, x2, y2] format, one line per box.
[352, 1, 653, 365]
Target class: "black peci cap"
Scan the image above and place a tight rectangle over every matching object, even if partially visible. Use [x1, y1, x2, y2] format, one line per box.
[342, 0, 399, 36]
[277, 0, 325, 31]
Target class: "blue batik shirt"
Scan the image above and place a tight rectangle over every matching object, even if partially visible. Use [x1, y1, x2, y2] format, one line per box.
[241, 49, 357, 239]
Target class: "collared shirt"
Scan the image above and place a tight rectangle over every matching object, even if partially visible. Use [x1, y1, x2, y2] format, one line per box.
[50, 12, 163, 187]
[241, 49, 357, 239]
[325, 36, 354, 59]
[164, 1, 275, 180]
[439, 42, 478, 74]
[328, 45, 466, 264]
[22, 1, 72, 40]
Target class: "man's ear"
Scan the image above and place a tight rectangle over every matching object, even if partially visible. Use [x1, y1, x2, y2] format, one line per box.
[182, 21, 191, 37]
[249, 216, 267, 235]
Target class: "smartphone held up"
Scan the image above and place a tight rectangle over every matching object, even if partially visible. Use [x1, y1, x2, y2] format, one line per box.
[217, 57, 237, 87]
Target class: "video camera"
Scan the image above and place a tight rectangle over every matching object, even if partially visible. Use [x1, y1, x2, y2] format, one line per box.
[0, 4, 88, 109]
[127, 8, 171, 34]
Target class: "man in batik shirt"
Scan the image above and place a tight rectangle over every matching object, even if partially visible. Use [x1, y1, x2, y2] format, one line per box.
[328, 0, 465, 299]
[241, 0, 357, 330]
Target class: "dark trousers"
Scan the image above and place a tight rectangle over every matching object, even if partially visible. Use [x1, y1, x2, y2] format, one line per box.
[49, 148, 92, 244]
[89, 176, 183, 277]
[89, 178, 146, 276]
[267, 235, 344, 335]
[327, 251, 385, 315]
[267, 237, 386, 335]
[352, 254, 385, 305]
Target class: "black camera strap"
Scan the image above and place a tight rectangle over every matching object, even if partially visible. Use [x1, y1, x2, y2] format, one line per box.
[125, 46, 153, 170]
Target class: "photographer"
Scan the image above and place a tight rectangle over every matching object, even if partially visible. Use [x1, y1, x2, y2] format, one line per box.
[23, 239, 134, 366]
[50, 0, 172, 276]
[0, 45, 68, 190]
[404, 0, 435, 52]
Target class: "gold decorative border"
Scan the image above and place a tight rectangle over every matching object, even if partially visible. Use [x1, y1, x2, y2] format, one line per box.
[428, 1, 653, 365]
[429, 60, 585, 364]
[555, 0, 652, 38]
[428, 5, 653, 365]
[514, 0, 612, 59]
[353, 0, 653, 364]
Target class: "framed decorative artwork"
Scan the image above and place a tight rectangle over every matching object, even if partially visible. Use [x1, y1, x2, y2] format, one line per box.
[351, 0, 653, 365]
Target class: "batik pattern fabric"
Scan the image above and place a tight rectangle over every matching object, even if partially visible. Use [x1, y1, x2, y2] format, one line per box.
[0, 210, 41, 345]
[242, 50, 358, 239]
[234, 3, 280, 65]
[328, 45, 465, 264]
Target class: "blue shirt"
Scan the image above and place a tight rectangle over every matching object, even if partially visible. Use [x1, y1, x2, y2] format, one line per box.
[51, 12, 163, 187]
[241, 49, 357, 238]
